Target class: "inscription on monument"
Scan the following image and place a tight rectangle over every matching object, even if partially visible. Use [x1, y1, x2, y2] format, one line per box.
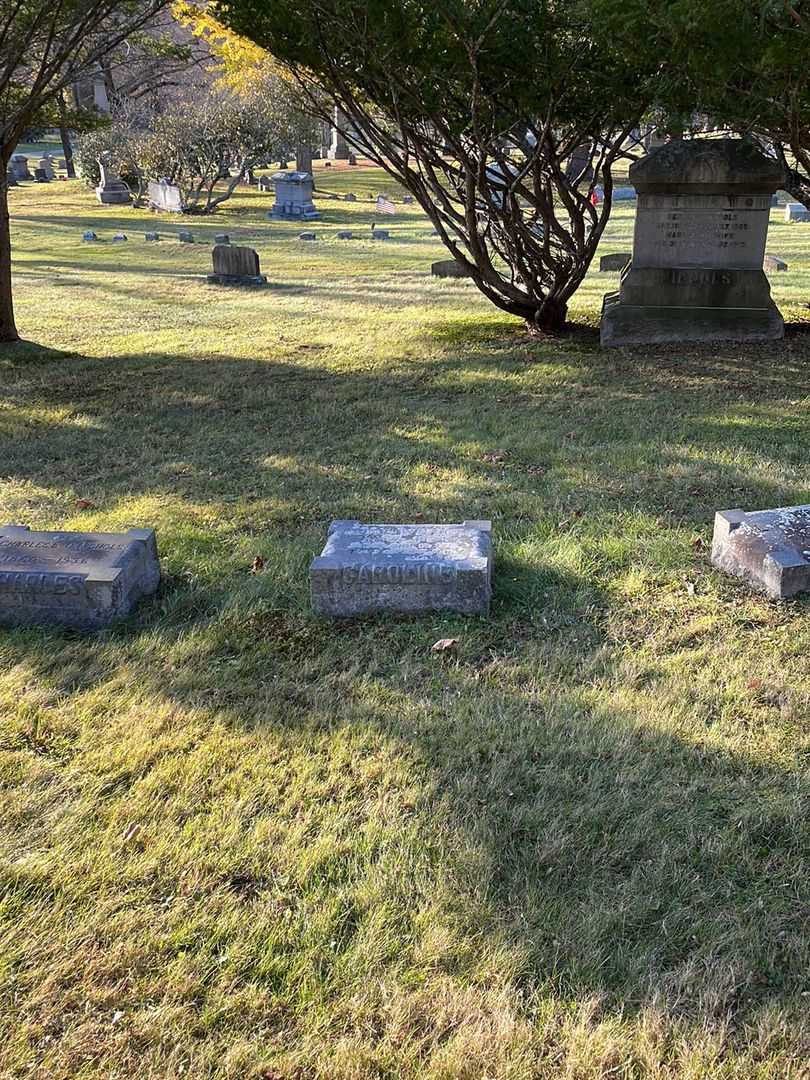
[0, 526, 161, 628]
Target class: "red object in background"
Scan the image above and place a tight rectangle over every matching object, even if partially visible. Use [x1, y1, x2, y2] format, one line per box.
[590, 190, 600, 206]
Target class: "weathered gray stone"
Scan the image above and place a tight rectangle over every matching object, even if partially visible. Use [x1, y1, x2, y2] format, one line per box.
[785, 202, 810, 223]
[148, 179, 184, 212]
[764, 254, 788, 272]
[10, 155, 30, 181]
[431, 258, 471, 278]
[207, 244, 267, 286]
[711, 506, 810, 599]
[112, 233, 127, 242]
[372, 229, 390, 240]
[6, 170, 17, 188]
[144, 232, 160, 242]
[38, 157, 55, 180]
[612, 186, 637, 201]
[344, 192, 357, 202]
[214, 233, 230, 245]
[178, 231, 194, 243]
[601, 139, 785, 346]
[599, 252, 632, 272]
[83, 231, 98, 242]
[269, 170, 320, 220]
[34, 168, 49, 183]
[0, 526, 160, 628]
[403, 195, 415, 204]
[299, 232, 317, 241]
[258, 176, 273, 191]
[95, 162, 130, 205]
[328, 107, 351, 160]
[336, 231, 354, 239]
[311, 520, 493, 616]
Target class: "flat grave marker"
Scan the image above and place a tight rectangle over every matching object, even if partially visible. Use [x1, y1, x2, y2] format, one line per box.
[311, 520, 493, 617]
[712, 505, 810, 599]
[0, 526, 160, 629]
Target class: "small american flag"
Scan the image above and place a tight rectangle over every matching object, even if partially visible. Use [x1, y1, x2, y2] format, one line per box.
[375, 194, 396, 215]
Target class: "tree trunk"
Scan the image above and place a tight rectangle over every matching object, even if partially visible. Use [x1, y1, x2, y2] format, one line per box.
[296, 144, 313, 173]
[529, 297, 568, 335]
[0, 164, 19, 343]
[58, 94, 76, 178]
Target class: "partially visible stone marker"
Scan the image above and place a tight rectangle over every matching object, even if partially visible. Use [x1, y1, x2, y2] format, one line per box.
[148, 179, 183, 212]
[38, 157, 55, 180]
[95, 162, 130, 205]
[145, 232, 160, 242]
[403, 195, 415, 204]
[178, 231, 194, 243]
[336, 231, 353, 239]
[207, 244, 267, 286]
[599, 252, 631, 272]
[0, 526, 160, 629]
[764, 254, 788, 272]
[431, 258, 471, 278]
[372, 229, 390, 240]
[711, 506, 810, 599]
[34, 168, 49, 183]
[344, 192, 357, 202]
[6, 170, 17, 188]
[112, 233, 128, 242]
[10, 155, 30, 181]
[83, 231, 98, 242]
[310, 520, 493, 616]
[299, 232, 317, 241]
[214, 233, 230, 245]
[785, 203, 810, 223]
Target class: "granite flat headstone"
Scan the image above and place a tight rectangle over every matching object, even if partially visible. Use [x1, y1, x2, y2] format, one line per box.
[112, 233, 127, 242]
[214, 233, 230, 245]
[0, 526, 160, 628]
[207, 244, 267, 286]
[34, 168, 49, 183]
[601, 139, 784, 346]
[336, 231, 353, 239]
[144, 232, 160, 242]
[344, 193, 357, 202]
[311, 520, 493, 617]
[599, 252, 631, 272]
[431, 258, 471, 278]
[764, 255, 788, 272]
[299, 232, 317, 241]
[785, 203, 810, 223]
[372, 229, 390, 240]
[178, 231, 194, 243]
[712, 506, 810, 599]
[83, 231, 98, 242]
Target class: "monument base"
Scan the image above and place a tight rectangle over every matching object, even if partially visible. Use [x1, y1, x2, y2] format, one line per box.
[96, 187, 131, 205]
[600, 292, 784, 346]
[206, 273, 268, 287]
[268, 209, 321, 221]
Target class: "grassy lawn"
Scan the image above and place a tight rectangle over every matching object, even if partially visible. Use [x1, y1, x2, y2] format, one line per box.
[2, 166, 810, 1079]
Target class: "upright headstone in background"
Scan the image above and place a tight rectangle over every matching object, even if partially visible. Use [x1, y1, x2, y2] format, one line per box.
[6, 170, 17, 188]
[34, 168, 49, 183]
[10, 156, 30, 181]
[601, 139, 784, 346]
[268, 171, 320, 220]
[207, 244, 267, 286]
[0, 526, 161, 629]
[432, 259, 472, 278]
[785, 203, 810, 223]
[147, 179, 184, 213]
[328, 106, 351, 160]
[39, 156, 55, 180]
[95, 162, 131, 205]
[258, 176, 273, 192]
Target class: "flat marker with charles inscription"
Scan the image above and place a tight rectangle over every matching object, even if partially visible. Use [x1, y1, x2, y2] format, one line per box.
[0, 526, 161, 628]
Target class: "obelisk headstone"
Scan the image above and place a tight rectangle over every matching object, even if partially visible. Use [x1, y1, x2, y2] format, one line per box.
[600, 139, 784, 345]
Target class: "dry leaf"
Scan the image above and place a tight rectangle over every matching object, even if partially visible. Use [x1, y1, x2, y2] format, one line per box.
[747, 678, 763, 691]
[250, 555, 266, 573]
[75, 498, 95, 510]
[431, 638, 459, 653]
[482, 449, 509, 464]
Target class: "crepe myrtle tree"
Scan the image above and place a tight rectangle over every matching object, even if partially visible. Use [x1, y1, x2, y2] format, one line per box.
[136, 80, 297, 211]
[0, 0, 172, 342]
[211, 0, 657, 333]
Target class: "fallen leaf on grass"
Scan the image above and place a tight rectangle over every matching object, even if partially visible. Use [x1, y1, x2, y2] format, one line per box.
[250, 555, 266, 573]
[482, 449, 509, 464]
[431, 638, 459, 653]
[747, 678, 763, 691]
[75, 498, 96, 510]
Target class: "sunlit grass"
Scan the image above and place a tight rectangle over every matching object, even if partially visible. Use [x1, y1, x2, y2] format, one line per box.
[1, 166, 810, 1079]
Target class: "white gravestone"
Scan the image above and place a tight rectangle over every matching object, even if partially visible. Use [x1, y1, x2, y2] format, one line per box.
[601, 139, 784, 345]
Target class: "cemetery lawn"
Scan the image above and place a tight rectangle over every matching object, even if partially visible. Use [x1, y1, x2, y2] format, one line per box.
[3, 168, 810, 1080]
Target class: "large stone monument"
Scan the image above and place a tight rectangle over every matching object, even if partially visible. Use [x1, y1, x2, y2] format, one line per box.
[0, 526, 160, 628]
[600, 139, 784, 346]
[310, 520, 493, 617]
[38, 156, 55, 180]
[268, 171, 320, 220]
[10, 155, 30, 181]
[148, 179, 184, 213]
[327, 107, 351, 160]
[95, 162, 131, 205]
[207, 244, 267, 286]
[712, 506, 810, 599]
